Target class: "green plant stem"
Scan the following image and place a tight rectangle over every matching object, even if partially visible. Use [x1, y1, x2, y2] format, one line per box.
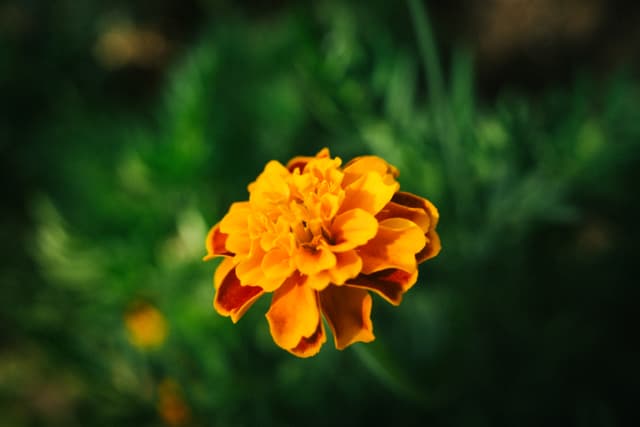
[407, 0, 471, 222]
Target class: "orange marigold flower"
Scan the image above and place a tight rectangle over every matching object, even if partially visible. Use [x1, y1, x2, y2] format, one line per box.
[157, 379, 191, 426]
[204, 148, 440, 357]
[124, 302, 168, 350]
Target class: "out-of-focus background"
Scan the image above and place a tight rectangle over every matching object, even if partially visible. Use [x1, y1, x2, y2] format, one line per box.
[1, 0, 639, 425]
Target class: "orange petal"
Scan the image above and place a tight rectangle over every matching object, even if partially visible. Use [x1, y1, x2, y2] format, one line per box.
[346, 268, 418, 306]
[224, 231, 251, 256]
[261, 248, 294, 279]
[358, 218, 426, 274]
[286, 148, 330, 173]
[289, 320, 327, 358]
[327, 250, 363, 285]
[319, 285, 374, 350]
[305, 157, 343, 182]
[266, 274, 321, 350]
[235, 243, 266, 286]
[204, 223, 232, 260]
[376, 201, 430, 232]
[248, 161, 291, 207]
[219, 203, 253, 255]
[339, 171, 399, 215]
[330, 208, 378, 252]
[258, 248, 294, 292]
[390, 192, 441, 263]
[391, 192, 439, 227]
[214, 257, 235, 290]
[318, 192, 342, 220]
[342, 155, 399, 187]
[219, 202, 252, 234]
[213, 259, 264, 323]
[304, 272, 331, 291]
[295, 245, 336, 276]
[417, 229, 441, 263]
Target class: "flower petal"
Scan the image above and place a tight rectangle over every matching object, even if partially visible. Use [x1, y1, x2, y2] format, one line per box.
[342, 155, 399, 187]
[235, 243, 266, 286]
[286, 148, 330, 173]
[219, 202, 252, 234]
[417, 230, 441, 263]
[327, 250, 362, 285]
[289, 321, 327, 358]
[213, 258, 264, 323]
[213, 257, 235, 290]
[346, 268, 418, 306]
[218, 203, 253, 255]
[320, 285, 374, 350]
[254, 248, 294, 292]
[339, 171, 399, 215]
[330, 208, 378, 252]
[295, 245, 336, 276]
[248, 161, 291, 208]
[304, 272, 331, 291]
[261, 248, 294, 279]
[391, 192, 440, 226]
[390, 192, 441, 263]
[358, 218, 426, 274]
[266, 273, 321, 350]
[376, 201, 430, 232]
[204, 223, 232, 260]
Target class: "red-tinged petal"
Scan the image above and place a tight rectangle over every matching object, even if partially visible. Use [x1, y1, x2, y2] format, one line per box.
[339, 171, 399, 216]
[286, 148, 330, 173]
[390, 192, 441, 264]
[327, 250, 362, 285]
[342, 156, 399, 187]
[417, 229, 441, 263]
[319, 285, 374, 350]
[391, 191, 439, 228]
[330, 208, 378, 252]
[376, 201, 430, 232]
[213, 260, 264, 323]
[289, 320, 327, 358]
[266, 274, 321, 350]
[204, 224, 232, 260]
[346, 268, 418, 306]
[359, 218, 426, 274]
[214, 257, 236, 290]
[295, 245, 336, 276]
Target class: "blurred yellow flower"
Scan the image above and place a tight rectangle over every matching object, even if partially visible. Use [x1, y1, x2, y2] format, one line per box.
[205, 148, 440, 357]
[124, 303, 167, 349]
[94, 24, 170, 69]
[157, 379, 190, 427]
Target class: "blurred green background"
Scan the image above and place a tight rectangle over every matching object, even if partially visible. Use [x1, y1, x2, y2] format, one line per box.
[2, 0, 639, 426]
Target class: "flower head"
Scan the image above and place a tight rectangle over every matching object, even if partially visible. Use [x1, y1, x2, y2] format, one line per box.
[124, 302, 168, 350]
[157, 379, 190, 426]
[205, 148, 440, 357]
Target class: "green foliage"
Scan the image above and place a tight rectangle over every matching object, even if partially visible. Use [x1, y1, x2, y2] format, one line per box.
[2, 1, 639, 426]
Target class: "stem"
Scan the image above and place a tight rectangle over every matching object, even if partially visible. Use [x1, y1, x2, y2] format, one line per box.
[407, 0, 470, 222]
[407, 0, 445, 110]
